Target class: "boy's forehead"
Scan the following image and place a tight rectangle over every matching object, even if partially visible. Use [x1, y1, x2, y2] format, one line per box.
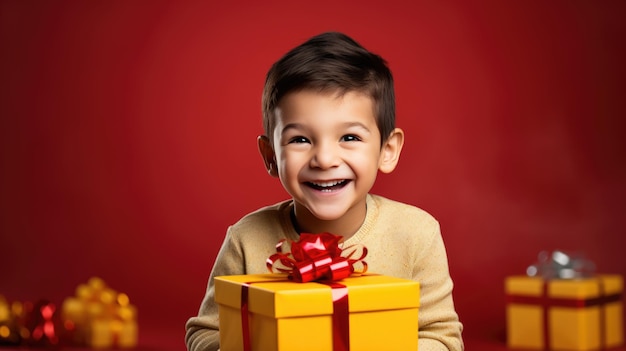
[275, 89, 374, 113]
[272, 90, 378, 137]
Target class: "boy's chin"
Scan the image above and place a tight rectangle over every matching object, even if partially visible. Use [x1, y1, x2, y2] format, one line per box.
[302, 203, 353, 222]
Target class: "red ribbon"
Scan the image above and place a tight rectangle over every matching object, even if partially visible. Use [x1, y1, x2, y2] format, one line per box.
[505, 291, 621, 307]
[266, 233, 368, 283]
[241, 283, 251, 351]
[326, 282, 350, 351]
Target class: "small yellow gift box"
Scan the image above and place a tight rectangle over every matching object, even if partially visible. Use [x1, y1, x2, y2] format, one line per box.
[61, 277, 138, 349]
[505, 274, 624, 350]
[215, 273, 419, 351]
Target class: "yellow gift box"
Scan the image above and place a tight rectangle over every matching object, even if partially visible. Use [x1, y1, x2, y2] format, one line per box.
[505, 274, 624, 350]
[215, 273, 419, 351]
[61, 277, 138, 349]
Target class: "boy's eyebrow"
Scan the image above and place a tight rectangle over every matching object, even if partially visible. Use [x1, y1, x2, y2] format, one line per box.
[280, 123, 305, 134]
[342, 121, 372, 133]
[280, 121, 372, 134]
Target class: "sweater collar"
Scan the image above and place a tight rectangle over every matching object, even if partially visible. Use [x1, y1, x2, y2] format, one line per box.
[280, 194, 379, 245]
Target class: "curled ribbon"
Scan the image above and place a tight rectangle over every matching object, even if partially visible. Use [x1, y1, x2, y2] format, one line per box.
[266, 233, 368, 283]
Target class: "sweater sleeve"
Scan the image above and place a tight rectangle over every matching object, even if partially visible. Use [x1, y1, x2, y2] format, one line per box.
[414, 222, 464, 351]
[185, 227, 244, 351]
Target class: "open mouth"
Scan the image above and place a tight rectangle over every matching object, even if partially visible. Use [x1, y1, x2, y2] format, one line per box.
[306, 180, 349, 192]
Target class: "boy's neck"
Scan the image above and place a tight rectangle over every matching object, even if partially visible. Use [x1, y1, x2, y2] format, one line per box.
[291, 201, 367, 240]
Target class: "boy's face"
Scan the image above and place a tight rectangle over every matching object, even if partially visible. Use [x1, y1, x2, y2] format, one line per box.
[262, 90, 396, 225]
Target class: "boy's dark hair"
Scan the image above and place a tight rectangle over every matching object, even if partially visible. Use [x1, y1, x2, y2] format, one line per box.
[262, 32, 396, 145]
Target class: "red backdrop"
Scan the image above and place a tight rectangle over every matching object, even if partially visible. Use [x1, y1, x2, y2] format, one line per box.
[2, 1, 625, 350]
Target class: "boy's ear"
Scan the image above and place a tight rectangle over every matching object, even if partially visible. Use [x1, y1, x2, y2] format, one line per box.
[378, 128, 404, 174]
[258, 135, 279, 177]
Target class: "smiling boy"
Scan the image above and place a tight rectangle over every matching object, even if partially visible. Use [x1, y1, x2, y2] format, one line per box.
[186, 32, 463, 351]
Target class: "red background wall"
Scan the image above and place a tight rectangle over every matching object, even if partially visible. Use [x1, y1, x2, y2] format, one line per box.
[1, 1, 625, 350]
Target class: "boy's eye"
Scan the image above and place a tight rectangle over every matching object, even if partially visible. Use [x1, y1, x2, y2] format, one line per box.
[341, 134, 361, 142]
[288, 136, 310, 144]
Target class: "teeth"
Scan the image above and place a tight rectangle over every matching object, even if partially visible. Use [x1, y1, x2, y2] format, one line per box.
[311, 180, 344, 187]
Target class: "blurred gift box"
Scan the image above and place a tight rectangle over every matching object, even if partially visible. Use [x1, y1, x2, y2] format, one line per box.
[505, 251, 624, 350]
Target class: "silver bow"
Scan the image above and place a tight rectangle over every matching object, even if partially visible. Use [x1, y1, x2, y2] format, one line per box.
[526, 250, 595, 279]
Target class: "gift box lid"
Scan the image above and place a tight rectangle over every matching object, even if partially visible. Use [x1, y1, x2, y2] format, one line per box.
[215, 273, 420, 318]
[505, 274, 623, 299]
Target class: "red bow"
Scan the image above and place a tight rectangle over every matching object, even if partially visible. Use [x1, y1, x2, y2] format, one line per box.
[266, 233, 368, 283]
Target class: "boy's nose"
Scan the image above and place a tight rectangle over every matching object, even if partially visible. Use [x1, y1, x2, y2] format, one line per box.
[310, 142, 340, 169]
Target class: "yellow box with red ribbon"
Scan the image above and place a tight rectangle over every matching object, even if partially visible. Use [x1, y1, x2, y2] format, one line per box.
[215, 273, 419, 351]
[505, 274, 624, 350]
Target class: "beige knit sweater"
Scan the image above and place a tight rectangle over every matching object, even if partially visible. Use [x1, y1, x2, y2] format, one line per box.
[185, 194, 464, 351]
